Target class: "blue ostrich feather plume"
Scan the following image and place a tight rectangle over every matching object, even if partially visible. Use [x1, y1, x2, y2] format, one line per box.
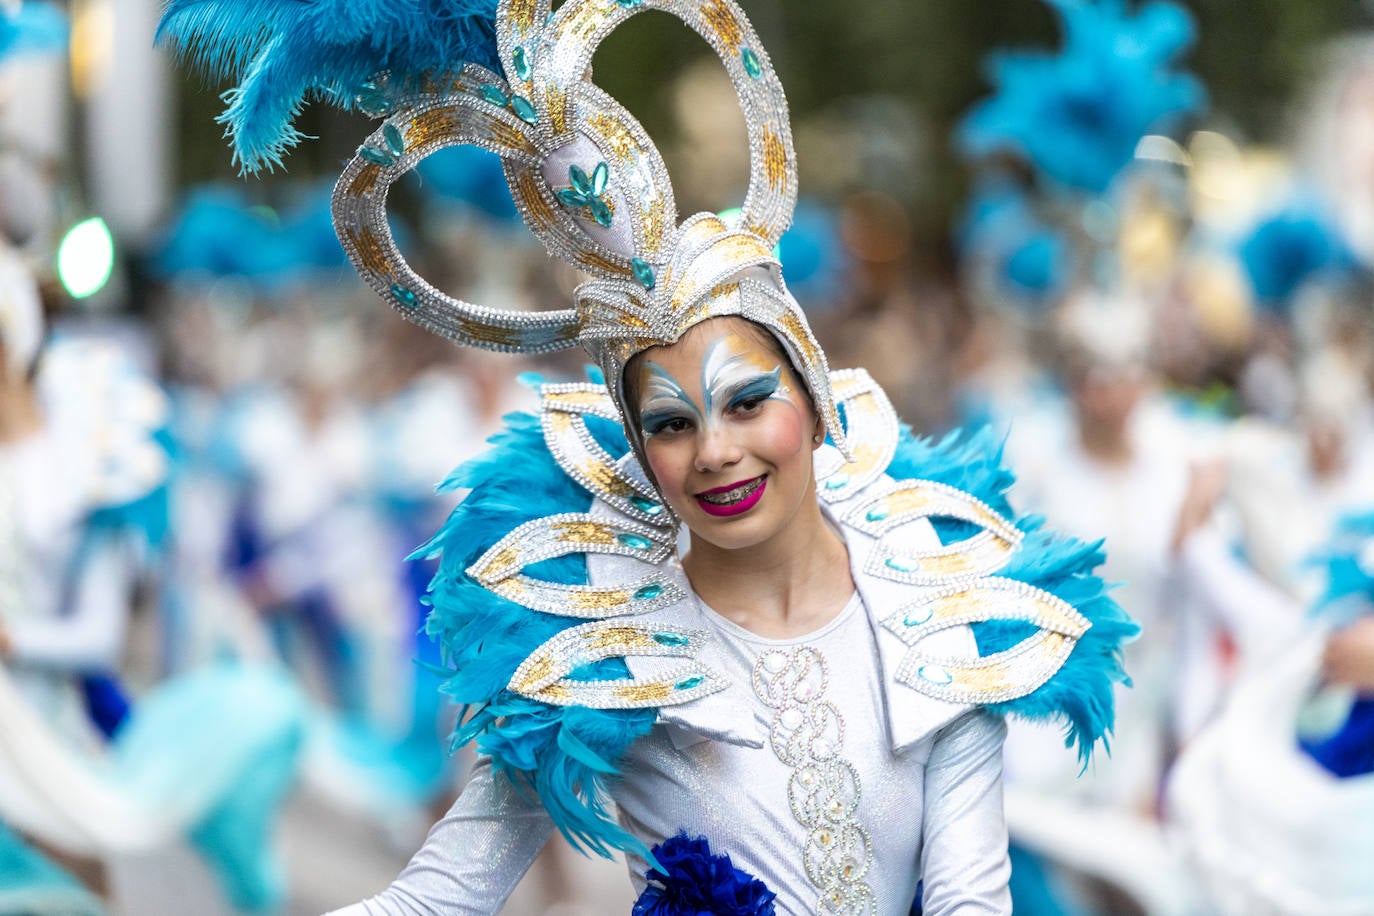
[889, 425, 1138, 767]
[958, 0, 1205, 194]
[633, 833, 777, 916]
[155, 0, 500, 173]
[415, 381, 656, 859]
[1238, 200, 1355, 311]
[0, 1, 68, 63]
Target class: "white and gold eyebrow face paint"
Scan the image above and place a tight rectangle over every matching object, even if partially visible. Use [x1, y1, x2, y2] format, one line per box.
[638, 332, 794, 439]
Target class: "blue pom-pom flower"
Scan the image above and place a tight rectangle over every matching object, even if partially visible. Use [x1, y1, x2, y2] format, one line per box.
[633, 833, 777, 916]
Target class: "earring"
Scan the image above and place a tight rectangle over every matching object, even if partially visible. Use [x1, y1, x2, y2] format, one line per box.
[812, 434, 822, 444]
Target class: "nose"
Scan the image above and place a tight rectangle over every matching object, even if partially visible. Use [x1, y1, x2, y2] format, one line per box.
[693, 425, 743, 474]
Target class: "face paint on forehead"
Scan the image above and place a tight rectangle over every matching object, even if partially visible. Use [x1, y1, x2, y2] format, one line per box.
[699, 333, 792, 419]
[636, 330, 797, 438]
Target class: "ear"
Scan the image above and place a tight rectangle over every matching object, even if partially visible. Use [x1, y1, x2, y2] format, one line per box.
[811, 413, 826, 450]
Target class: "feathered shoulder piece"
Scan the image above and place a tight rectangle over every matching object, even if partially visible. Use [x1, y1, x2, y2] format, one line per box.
[875, 412, 1138, 766]
[420, 368, 1135, 857]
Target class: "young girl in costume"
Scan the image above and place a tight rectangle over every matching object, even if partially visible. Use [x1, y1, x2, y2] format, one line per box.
[159, 0, 1137, 911]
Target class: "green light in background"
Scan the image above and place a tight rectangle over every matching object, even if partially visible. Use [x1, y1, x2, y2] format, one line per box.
[57, 217, 114, 299]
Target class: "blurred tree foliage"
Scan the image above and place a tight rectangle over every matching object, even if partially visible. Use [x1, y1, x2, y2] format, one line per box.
[172, 0, 1371, 252]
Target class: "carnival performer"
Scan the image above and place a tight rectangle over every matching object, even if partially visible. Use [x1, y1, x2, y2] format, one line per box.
[159, 0, 1137, 911]
[1170, 509, 1374, 915]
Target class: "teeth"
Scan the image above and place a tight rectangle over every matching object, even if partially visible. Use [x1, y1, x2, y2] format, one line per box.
[699, 477, 763, 505]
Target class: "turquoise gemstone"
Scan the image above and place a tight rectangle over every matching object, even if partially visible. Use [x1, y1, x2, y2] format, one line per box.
[359, 145, 395, 167]
[355, 84, 392, 117]
[591, 161, 609, 195]
[631, 257, 656, 290]
[918, 664, 952, 685]
[903, 606, 933, 626]
[479, 84, 509, 106]
[383, 122, 405, 156]
[618, 533, 652, 550]
[635, 584, 665, 600]
[389, 284, 418, 308]
[509, 94, 538, 123]
[885, 556, 921, 573]
[630, 495, 663, 514]
[865, 506, 889, 522]
[824, 474, 850, 490]
[569, 163, 591, 192]
[587, 196, 613, 227]
[653, 632, 689, 646]
[513, 45, 532, 80]
[675, 676, 704, 691]
[556, 188, 588, 208]
[614, 0, 643, 7]
[741, 48, 763, 79]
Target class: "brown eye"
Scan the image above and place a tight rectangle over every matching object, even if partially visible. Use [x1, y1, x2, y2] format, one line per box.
[645, 415, 692, 436]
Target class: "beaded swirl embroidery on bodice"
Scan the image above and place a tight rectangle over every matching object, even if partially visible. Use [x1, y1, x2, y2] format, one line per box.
[752, 646, 875, 914]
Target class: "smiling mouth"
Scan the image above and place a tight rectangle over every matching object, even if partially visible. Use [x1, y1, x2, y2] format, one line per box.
[695, 475, 767, 516]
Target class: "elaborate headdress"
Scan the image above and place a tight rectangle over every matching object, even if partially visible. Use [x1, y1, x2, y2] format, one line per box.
[160, 0, 850, 461]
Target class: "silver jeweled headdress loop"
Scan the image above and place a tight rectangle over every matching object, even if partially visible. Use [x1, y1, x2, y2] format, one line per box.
[330, 0, 852, 458]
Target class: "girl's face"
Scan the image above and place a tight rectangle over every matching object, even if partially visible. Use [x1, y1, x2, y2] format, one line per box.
[632, 318, 822, 552]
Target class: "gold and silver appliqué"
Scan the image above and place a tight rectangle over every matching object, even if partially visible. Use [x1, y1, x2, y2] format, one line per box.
[330, 0, 855, 459]
[752, 647, 875, 915]
[473, 379, 716, 709]
[481, 368, 1091, 713]
[821, 425, 1091, 706]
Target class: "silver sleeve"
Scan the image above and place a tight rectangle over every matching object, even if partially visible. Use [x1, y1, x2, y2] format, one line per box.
[324, 757, 555, 916]
[918, 710, 1013, 915]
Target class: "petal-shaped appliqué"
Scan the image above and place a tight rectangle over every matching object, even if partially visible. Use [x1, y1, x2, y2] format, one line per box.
[881, 577, 1089, 704]
[509, 621, 723, 708]
[853, 479, 1023, 586]
[539, 382, 672, 528]
[467, 512, 683, 618]
[813, 369, 899, 503]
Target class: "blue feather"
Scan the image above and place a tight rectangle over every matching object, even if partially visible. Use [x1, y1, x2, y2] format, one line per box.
[155, 183, 350, 286]
[889, 425, 1138, 767]
[156, 0, 500, 173]
[958, 0, 1205, 194]
[419, 374, 657, 859]
[1237, 200, 1355, 311]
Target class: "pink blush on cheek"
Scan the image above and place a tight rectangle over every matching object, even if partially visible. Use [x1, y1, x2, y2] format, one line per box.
[762, 401, 807, 457]
[644, 447, 688, 508]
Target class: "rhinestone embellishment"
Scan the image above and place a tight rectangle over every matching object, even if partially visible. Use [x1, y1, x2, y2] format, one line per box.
[752, 647, 874, 914]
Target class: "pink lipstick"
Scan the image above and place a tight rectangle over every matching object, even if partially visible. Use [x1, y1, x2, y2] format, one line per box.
[695, 475, 767, 517]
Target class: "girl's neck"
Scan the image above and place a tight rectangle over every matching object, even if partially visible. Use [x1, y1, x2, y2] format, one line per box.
[682, 486, 855, 640]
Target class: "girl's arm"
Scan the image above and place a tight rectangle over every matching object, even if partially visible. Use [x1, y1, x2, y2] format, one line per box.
[327, 757, 556, 916]
[4, 532, 133, 672]
[918, 710, 1012, 916]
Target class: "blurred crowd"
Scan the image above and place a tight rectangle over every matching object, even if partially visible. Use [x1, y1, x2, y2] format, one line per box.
[4, 0, 1374, 914]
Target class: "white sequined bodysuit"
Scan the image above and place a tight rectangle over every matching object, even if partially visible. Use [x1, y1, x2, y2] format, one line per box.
[336, 590, 1012, 916]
